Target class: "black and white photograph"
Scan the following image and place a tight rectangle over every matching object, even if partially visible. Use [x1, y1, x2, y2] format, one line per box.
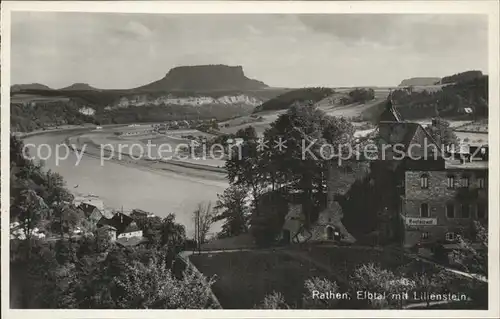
[1, 1, 499, 316]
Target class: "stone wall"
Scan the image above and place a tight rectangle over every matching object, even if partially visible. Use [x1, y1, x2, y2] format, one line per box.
[401, 169, 487, 247]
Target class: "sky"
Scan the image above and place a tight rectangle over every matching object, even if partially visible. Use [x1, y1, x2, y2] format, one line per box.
[11, 12, 488, 89]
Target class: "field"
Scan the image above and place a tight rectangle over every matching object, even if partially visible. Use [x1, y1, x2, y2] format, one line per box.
[219, 88, 390, 136]
[189, 250, 338, 309]
[10, 93, 71, 104]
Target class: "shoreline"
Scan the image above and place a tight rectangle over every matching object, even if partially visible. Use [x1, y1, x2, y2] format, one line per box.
[64, 134, 229, 185]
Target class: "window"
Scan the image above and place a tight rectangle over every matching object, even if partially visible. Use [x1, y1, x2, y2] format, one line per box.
[477, 203, 486, 219]
[478, 177, 485, 189]
[420, 203, 429, 218]
[461, 176, 470, 188]
[447, 175, 455, 189]
[446, 203, 455, 218]
[421, 232, 429, 240]
[445, 232, 456, 242]
[420, 174, 429, 189]
[461, 204, 470, 218]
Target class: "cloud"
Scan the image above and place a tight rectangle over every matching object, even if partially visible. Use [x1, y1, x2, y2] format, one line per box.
[10, 12, 488, 89]
[297, 14, 488, 53]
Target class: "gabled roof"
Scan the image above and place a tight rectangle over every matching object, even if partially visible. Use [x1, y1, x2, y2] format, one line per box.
[79, 202, 100, 216]
[97, 212, 134, 234]
[379, 98, 402, 122]
[376, 121, 444, 160]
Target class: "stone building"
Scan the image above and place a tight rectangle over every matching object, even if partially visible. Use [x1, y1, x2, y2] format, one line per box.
[400, 166, 488, 248]
[374, 97, 488, 248]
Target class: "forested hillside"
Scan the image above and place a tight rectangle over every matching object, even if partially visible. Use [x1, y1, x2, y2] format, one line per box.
[11, 101, 97, 132]
[253, 87, 334, 113]
[364, 75, 488, 122]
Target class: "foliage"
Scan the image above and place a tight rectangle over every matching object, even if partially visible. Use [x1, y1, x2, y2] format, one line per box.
[11, 101, 96, 132]
[425, 118, 458, 147]
[253, 87, 334, 113]
[112, 253, 216, 309]
[351, 263, 416, 309]
[193, 202, 216, 244]
[452, 221, 488, 276]
[213, 185, 249, 238]
[10, 136, 80, 239]
[390, 75, 488, 120]
[339, 88, 375, 105]
[11, 238, 216, 309]
[440, 70, 484, 85]
[302, 277, 341, 309]
[225, 103, 359, 246]
[258, 291, 290, 309]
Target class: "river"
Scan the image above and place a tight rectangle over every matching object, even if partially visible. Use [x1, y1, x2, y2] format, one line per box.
[25, 130, 228, 234]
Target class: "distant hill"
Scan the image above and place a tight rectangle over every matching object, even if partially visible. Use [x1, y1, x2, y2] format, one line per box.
[398, 77, 441, 87]
[253, 87, 334, 113]
[60, 83, 101, 91]
[439, 70, 484, 85]
[11, 83, 53, 92]
[136, 65, 268, 92]
[375, 75, 488, 121]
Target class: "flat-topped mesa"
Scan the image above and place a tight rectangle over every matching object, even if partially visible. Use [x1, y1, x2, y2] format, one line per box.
[137, 64, 268, 92]
[398, 77, 441, 87]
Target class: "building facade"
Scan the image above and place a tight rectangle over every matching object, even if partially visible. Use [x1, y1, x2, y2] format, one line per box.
[401, 168, 488, 248]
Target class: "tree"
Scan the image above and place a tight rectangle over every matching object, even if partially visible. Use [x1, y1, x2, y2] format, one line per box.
[192, 202, 216, 245]
[258, 291, 289, 309]
[302, 277, 341, 309]
[352, 263, 416, 309]
[452, 221, 487, 276]
[225, 126, 264, 215]
[213, 185, 249, 238]
[160, 213, 186, 248]
[425, 118, 458, 148]
[11, 189, 48, 245]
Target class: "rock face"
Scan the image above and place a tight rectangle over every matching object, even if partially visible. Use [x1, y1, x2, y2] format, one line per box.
[111, 93, 262, 109]
[11, 83, 53, 92]
[137, 65, 268, 92]
[398, 77, 441, 87]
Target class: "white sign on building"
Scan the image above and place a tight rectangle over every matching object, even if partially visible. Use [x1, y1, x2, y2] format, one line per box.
[404, 217, 437, 226]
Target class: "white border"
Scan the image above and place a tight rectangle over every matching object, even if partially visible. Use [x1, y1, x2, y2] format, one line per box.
[1, 1, 499, 318]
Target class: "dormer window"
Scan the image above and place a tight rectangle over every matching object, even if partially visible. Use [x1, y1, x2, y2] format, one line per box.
[420, 174, 429, 189]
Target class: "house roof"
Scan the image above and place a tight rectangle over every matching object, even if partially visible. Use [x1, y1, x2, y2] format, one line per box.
[379, 98, 402, 122]
[376, 121, 444, 160]
[79, 202, 100, 216]
[97, 212, 134, 234]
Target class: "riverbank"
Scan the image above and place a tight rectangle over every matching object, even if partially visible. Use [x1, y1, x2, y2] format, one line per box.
[66, 133, 227, 183]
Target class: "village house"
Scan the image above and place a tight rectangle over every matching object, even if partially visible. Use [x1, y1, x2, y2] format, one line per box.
[281, 98, 488, 250]
[375, 99, 488, 249]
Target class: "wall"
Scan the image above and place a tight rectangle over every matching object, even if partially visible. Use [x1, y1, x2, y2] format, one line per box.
[402, 169, 487, 247]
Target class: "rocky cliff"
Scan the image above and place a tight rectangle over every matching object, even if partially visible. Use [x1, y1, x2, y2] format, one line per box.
[136, 64, 268, 92]
[108, 93, 262, 109]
